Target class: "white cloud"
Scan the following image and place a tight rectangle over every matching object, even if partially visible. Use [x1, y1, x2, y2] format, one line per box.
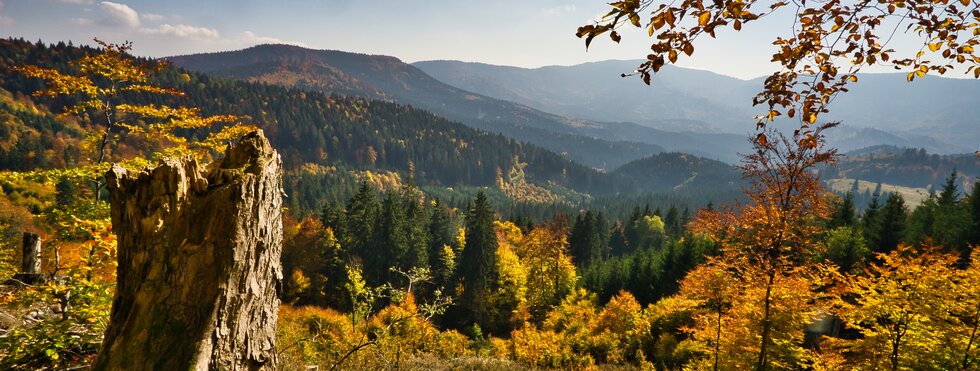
[238, 31, 307, 47]
[99, 1, 140, 28]
[71, 17, 95, 26]
[141, 13, 164, 22]
[543, 5, 576, 15]
[141, 24, 220, 39]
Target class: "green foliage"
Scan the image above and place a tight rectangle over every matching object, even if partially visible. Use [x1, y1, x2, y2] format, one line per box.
[822, 226, 870, 273]
[0, 210, 115, 369]
[459, 191, 499, 330]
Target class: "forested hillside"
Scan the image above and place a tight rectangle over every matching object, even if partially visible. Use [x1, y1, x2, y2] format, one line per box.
[2, 36, 980, 371]
[168, 44, 664, 169]
[0, 39, 651, 205]
[824, 146, 980, 189]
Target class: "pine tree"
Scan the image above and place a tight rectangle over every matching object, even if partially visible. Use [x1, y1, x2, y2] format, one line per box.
[609, 220, 629, 257]
[402, 187, 430, 272]
[932, 170, 970, 255]
[862, 189, 882, 246]
[595, 211, 611, 260]
[970, 180, 980, 247]
[665, 204, 680, 237]
[368, 192, 409, 286]
[343, 183, 379, 274]
[459, 191, 499, 329]
[873, 193, 908, 255]
[828, 192, 857, 229]
[427, 199, 456, 288]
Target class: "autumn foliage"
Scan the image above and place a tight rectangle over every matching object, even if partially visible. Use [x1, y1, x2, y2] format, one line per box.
[578, 0, 980, 140]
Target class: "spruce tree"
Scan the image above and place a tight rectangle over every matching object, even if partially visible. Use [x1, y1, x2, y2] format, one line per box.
[428, 199, 456, 287]
[459, 191, 498, 329]
[969, 180, 980, 247]
[873, 193, 907, 255]
[368, 192, 409, 286]
[861, 188, 882, 246]
[343, 182, 379, 265]
[828, 192, 857, 229]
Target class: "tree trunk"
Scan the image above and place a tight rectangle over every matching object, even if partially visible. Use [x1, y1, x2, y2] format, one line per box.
[7, 232, 44, 285]
[757, 270, 775, 371]
[93, 130, 283, 371]
[20, 232, 41, 274]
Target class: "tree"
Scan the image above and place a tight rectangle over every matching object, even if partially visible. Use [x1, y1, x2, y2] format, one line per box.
[862, 188, 883, 245]
[690, 123, 837, 369]
[828, 192, 857, 229]
[969, 180, 980, 247]
[677, 259, 738, 371]
[342, 182, 379, 267]
[459, 191, 499, 329]
[1, 39, 250, 368]
[823, 226, 869, 273]
[872, 192, 908, 255]
[577, 0, 979, 143]
[932, 170, 970, 255]
[835, 244, 958, 370]
[368, 192, 409, 286]
[427, 199, 456, 290]
[13, 39, 246, 195]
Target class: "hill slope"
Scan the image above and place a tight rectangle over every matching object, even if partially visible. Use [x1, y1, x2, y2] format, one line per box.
[611, 152, 742, 195]
[167, 44, 761, 164]
[167, 44, 662, 169]
[0, 39, 638, 203]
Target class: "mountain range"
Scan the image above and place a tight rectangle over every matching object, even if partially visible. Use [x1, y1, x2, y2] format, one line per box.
[2, 39, 975, 213]
[168, 45, 753, 164]
[413, 59, 980, 155]
[169, 44, 980, 164]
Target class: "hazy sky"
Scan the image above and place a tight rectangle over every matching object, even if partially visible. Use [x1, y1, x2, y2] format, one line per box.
[0, 0, 921, 80]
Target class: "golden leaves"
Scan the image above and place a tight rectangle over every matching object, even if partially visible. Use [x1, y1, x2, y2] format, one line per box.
[15, 38, 252, 164]
[577, 0, 980, 133]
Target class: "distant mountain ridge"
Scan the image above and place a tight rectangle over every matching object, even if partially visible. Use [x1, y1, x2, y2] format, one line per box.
[414, 59, 980, 154]
[167, 44, 761, 164]
[168, 44, 663, 169]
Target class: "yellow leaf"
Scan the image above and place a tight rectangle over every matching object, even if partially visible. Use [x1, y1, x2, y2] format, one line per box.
[929, 43, 941, 52]
[698, 12, 711, 27]
[907, 72, 915, 82]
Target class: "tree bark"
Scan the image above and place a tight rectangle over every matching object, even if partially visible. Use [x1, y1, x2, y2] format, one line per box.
[20, 232, 41, 274]
[756, 270, 775, 371]
[93, 130, 283, 371]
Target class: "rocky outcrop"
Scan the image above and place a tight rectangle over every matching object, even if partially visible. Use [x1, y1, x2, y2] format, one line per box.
[93, 131, 283, 370]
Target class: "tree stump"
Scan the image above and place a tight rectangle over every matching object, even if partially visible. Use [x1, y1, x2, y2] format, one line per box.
[93, 131, 283, 370]
[20, 232, 41, 274]
[7, 232, 44, 285]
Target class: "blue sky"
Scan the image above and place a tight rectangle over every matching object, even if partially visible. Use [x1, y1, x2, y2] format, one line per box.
[0, 0, 921, 80]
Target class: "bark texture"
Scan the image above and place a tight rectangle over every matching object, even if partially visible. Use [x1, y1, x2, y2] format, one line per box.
[20, 232, 41, 274]
[93, 130, 283, 371]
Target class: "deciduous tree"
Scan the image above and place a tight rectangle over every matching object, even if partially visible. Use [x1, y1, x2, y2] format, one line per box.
[577, 0, 980, 143]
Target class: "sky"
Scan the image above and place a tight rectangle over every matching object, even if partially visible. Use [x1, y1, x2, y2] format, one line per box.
[0, 0, 923, 80]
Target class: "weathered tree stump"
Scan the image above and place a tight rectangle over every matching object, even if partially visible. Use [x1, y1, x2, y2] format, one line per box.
[20, 232, 41, 274]
[7, 232, 44, 285]
[93, 131, 283, 370]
